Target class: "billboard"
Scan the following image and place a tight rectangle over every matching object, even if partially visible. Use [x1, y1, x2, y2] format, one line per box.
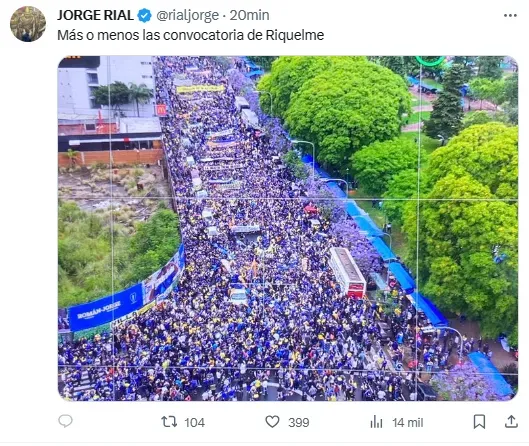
[66, 245, 186, 332]
[176, 84, 225, 93]
[156, 104, 167, 117]
[68, 283, 143, 332]
[142, 244, 185, 305]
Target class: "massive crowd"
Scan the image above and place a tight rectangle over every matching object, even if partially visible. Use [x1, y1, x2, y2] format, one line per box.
[58, 57, 459, 402]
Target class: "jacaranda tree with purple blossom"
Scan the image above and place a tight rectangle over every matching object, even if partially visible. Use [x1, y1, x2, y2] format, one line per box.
[304, 178, 346, 221]
[228, 70, 254, 97]
[329, 220, 382, 275]
[245, 91, 292, 153]
[430, 361, 512, 401]
[303, 179, 381, 276]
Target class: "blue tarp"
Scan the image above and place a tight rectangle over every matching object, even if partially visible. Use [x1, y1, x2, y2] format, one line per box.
[245, 69, 264, 78]
[388, 262, 415, 293]
[409, 291, 449, 328]
[300, 154, 331, 179]
[353, 215, 384, 238]
[242, 57, 258, 69]
[346, 201, 363, 217]
[315, 167, 331, 179]
[325, 181, 346, 199]
[301, 154, 313, 164]
[408, 76, 442, 92]
[468, 352, 513, 397]
[370, 237, 397, 262]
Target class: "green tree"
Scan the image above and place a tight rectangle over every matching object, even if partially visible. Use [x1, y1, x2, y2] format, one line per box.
[92, 81, 130, 112]
[58, 202, 114, 307]
[462, 111, 508, 129]
[503, 73, 518, 106]
[128, 82, 154, 117]
[427, 123, 518, 199]
[488, 80, 506, 110]
[453, 56, 477, 82]
[382, 169, 427, 225]
[351, 138, 421, 196]
[256, 57, 332, 118]
[469, 77, 492, 109]
[504, 105, 518, 125]
[470, 78, 507, 110]
[402, 123, 518, 339]
[477, 56, 504, 80]
[282, 150, 308, 180]
[283, 59, 410, 171]
[256, 56, 366, 118]
[423, 64, 466, 140]
[377, 56, 413, 79]
[503, 73, 518, 124]
[58, 202, 181, 308]
[410, 194, 518, 339]
[127, 209, 180, 283]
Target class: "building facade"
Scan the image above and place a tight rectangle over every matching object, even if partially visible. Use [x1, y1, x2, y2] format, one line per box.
[58, 56, 156, 119]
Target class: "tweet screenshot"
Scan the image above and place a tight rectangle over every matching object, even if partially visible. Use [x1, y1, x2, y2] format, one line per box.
[1, 0, 527, 445]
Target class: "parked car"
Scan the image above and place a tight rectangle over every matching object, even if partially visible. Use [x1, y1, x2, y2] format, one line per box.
[377, 321, 392, 345]
[417, 383, 437, 401]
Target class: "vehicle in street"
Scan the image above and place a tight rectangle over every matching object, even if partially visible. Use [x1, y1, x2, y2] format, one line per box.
[377, 321, 392, 345]
[328, 247, 367, 298]
[416, 383, 437, 401]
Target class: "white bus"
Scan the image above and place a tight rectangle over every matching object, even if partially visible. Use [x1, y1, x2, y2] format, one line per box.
[241, 109, 259, 128]
[328, 247, 366, 299]
[235, 96, 250, 112]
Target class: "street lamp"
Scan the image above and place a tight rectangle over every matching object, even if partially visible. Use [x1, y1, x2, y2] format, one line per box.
[253, 90, 273, 117]
[291, 139, 315, 180]
[420, 324, 464, 363]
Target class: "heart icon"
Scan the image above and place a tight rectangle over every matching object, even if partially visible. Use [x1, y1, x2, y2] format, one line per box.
[265, 415, 280, 428]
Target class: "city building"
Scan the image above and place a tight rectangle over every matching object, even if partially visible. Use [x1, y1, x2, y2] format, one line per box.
[58, 56, 156, 118]
[57, 56, 163, 154]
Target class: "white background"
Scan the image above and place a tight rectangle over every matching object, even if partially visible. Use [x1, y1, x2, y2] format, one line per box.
[0, 0, 527, 443]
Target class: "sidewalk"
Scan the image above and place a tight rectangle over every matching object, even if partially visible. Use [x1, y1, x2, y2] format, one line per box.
[449, 318, 516, 370]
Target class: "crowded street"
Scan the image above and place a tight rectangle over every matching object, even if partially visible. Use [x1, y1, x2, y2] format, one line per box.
[57, 56, 509, 402]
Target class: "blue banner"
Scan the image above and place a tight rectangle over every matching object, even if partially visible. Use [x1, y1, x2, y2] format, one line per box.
[66, 245, 185, 332]
[177, 244, 185, 270]
[68, 283, 143, 332]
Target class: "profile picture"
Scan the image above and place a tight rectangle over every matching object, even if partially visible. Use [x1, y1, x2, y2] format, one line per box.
[10, 6, 46, 42]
